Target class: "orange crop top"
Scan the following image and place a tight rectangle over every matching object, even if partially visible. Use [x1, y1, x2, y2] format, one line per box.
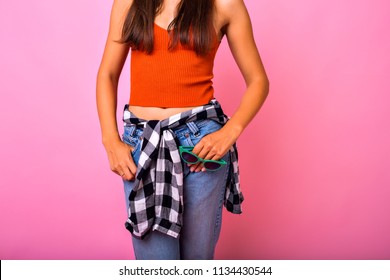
[128, 23, 221, 107]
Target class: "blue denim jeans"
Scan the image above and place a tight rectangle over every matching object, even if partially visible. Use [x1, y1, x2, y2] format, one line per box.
[121, 118, 231, 260]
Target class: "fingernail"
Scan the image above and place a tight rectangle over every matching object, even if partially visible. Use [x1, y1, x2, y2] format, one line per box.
[190, 167, 194, 172]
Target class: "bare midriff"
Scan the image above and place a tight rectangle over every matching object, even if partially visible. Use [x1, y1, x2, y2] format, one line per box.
[128, 105, 200, 121]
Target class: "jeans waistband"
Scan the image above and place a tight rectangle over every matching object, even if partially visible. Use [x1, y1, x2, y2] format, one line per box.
[122, 99, 223, 134]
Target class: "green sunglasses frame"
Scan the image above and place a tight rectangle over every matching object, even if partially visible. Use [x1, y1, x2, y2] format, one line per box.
[178, 146, 227, 171]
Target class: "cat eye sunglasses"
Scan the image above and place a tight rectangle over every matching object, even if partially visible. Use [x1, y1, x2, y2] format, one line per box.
[179, 146, 227, 171]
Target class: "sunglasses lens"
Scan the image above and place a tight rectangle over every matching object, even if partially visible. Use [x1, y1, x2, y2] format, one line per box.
[181, 151, 198, 163]
[203, 161, 222, 170]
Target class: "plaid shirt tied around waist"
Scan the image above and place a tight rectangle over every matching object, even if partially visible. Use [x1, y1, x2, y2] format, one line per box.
[122, 99, 244, 239]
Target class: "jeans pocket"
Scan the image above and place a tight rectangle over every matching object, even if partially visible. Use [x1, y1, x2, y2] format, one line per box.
[122, 126, 141, 157]
[189, 119, 223, 146]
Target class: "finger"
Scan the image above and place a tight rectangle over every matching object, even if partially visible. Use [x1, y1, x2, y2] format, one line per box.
[192, 160, 205, 172]
[194, 164, 203, 172]
[191, 139, 206, 156]
[110, 156, 122, 177]
[128, 160, 137, 176]
[198, 147, 217, 162]
[194, 144, 210, 160]
[120, 167, 130, 180]
[122, 143, 136, 168]
[186, 143, 202, 171]
[109, 160, 118, 175]
[124, 142, 135, 154]
[209, 152, 224, 161]
[198, 141, 219, 160]
[193, 133, 217, 158]
[189, 162, 198, 172]
[126, 146, 138, 175]
[190, 162, 202, 172]
[121, 161, 137, 180]
[204, 145, 228, 161]
[191, 146, 212, 172]
[119, 158, 133, 179]
[120, 145, 137, 180]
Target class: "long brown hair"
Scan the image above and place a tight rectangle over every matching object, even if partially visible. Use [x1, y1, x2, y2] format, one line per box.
[116, 0, 216, 56]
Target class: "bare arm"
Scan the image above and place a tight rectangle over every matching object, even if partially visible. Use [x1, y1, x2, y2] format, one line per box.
[97, 0, 131, 144]
[222, 0, 270, 135]
[96, 0, 137, 180]
[192, 0, 270, 171]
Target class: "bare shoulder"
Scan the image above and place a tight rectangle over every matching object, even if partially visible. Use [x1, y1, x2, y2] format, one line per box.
[215, 0, 246, 12]
[214, 0, 248, 25]
[110, 0, 133, 32]
[97, 0, 133, 79]
[114, 0, 133, 10]
[105, 0, 134, 48]
[214, 0, 268, 86]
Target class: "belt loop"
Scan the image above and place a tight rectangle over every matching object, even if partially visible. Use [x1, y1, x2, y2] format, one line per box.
[186, 121, 200, 137]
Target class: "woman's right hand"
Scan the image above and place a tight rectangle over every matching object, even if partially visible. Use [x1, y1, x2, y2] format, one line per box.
[104, 139, 137, 181]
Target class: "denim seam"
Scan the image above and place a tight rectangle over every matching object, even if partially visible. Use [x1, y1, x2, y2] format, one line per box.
[213, 152, 231, 246]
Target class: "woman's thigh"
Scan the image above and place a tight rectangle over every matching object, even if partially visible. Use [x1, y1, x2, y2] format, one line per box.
[121, 124, 181, 259]
[173, 119, 230, 259]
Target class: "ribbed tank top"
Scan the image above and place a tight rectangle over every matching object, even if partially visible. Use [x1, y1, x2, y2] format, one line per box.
[128, 23, 221, 107]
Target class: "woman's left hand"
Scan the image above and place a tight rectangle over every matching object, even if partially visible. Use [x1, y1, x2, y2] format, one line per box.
[189, 126, 238, 172]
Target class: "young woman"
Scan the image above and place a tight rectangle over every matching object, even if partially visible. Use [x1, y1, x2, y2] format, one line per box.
[96, 0, 269, 260]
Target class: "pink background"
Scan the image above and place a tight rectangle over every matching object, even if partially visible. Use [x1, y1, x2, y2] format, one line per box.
[1, 1, 389, 259]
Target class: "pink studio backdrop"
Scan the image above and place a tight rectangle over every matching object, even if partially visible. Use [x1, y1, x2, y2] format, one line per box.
[0, 1, 389, 259]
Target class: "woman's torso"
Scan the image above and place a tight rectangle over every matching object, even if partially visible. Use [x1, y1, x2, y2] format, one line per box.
[128, 1, 225, 121]
[128, 105, 200, 120]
